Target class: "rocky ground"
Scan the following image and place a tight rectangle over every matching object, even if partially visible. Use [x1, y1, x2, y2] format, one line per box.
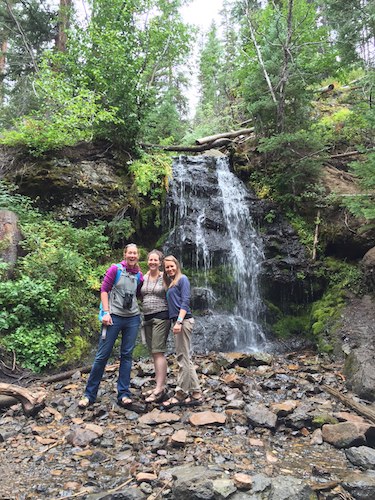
[1, 350, 375, 500]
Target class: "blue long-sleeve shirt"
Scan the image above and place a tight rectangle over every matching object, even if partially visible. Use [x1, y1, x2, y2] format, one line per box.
[166, 275, 191, 319]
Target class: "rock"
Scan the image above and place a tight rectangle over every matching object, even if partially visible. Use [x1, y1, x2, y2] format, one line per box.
[65, 427, 99, 447]
[270, 474, 318, 499]
[171, 430, 187, 447]
[333, 411, 368, 424]
[342, 471, 375, 500]
[271, 400, 298, 416]
[321, 422, 372, 448]
[233, 472, 253, 490]
[361, 247, 375, 291]
[346, 446, 375, 470]
[245, 403, 278, 429]
[138, 409, 180, 425]
[310, 429, 323, 445]
[87, 489, 146, 499]
[169, 465, 223, 500]
[189, 411, 226, 426]
[0, 210, 22, 277]
[212, 478, 237, 498]
[85, 423, 104, 437]
[344, 346, 375, 402]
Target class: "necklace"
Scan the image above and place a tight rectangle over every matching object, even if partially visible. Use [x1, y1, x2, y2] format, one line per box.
[146, 272, 160, 294]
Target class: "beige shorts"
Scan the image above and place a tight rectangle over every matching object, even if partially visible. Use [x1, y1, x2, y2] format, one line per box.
[144, 317, 171, 353]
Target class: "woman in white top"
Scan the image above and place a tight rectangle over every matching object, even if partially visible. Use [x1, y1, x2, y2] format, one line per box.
[140, 250, 171, 403]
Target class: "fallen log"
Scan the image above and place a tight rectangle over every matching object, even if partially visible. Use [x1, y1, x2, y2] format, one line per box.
[40, 365, 92, 384]
[0, 383, 46, 416]
[195, 128, 254, 145]
[140, 138, 231, 153]
[322, 385, 375, 424]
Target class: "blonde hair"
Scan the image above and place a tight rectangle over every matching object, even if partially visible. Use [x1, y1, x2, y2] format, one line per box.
[163, 255, 182, 288]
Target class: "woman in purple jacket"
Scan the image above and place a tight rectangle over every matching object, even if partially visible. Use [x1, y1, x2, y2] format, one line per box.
[161, 255, 203, 408]
[79, 244, 143, 409]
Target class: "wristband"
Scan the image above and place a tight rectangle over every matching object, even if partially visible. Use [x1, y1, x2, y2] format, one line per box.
[103, 311, 110, 315]
[177, 316, 183, 324]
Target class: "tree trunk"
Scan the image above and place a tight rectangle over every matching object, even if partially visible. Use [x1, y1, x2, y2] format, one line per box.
[0, 383, 46, 416]
[322, 384, 375, 424]
[244, 4, 277, 105]
[0, 39, 7, 102]
[276, 0, 294, 133]
[55, 0, 72, 52]
[195, 128, 254, 145]
[141, 138, 232, 153]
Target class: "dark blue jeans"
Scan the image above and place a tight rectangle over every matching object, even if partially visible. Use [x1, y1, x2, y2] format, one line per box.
[84, 313, 141, 403]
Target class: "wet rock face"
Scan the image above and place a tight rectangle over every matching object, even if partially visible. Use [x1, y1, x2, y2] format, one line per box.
[1, 143, 132, 223]
[335, 294, 375, 402]
[361, 246, 375, 292]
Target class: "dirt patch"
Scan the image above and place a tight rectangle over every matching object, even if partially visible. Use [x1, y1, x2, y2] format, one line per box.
[322, 165, 361, 195]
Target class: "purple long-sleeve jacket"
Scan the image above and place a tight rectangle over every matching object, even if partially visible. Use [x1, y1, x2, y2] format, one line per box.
[100, 260, 143, 296]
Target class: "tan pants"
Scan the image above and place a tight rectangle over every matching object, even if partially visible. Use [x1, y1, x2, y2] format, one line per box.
[174, 318, 201, 394]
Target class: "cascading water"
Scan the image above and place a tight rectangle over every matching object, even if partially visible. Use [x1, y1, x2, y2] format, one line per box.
[165, 155, 266, 352]
[216, 158, 265, 349]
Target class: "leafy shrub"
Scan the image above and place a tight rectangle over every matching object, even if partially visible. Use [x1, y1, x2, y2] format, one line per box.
[0, 184, 111, 371]
[2, 324, 63, 372]
[272, 314, 310, 339]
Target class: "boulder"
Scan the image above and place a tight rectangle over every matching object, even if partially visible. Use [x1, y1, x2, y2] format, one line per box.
[0, 210, 22, 277]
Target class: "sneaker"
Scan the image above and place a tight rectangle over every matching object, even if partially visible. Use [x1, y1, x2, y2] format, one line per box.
[78, 396, 91, 409]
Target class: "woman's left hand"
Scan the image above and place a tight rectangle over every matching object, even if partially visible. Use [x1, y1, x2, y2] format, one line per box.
[173, 323, 182, 335]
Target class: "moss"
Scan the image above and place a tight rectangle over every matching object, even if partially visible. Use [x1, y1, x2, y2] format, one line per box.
[60, 334, 91, 367]
[272, 314, 310, 339]
[312, 414, 339, 427]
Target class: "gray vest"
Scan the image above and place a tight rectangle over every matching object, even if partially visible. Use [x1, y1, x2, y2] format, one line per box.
[109, 268, 140, 317]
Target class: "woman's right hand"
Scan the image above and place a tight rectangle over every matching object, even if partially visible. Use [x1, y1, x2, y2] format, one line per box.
[102, 313, 113, 326]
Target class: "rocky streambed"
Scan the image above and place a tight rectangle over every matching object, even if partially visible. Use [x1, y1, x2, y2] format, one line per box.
[1, 350, 375, 500]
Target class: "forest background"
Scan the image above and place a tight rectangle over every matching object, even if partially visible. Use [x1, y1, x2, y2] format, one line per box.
[0, 0, 374, 373]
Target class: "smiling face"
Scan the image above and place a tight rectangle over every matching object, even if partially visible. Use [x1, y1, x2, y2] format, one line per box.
[124, 245, 139, 268]
[164, 259, 178, 279]
[148, 252, 161, 272]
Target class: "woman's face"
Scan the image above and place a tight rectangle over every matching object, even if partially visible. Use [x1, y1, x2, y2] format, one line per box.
[125, 246, 139, 267]
[148, 253, 161, 271]
[164, 260, 177, 278]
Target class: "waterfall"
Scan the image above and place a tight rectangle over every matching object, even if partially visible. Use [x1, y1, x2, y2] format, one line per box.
[165, 155, 266, 352]
[216, 158, 265, 349]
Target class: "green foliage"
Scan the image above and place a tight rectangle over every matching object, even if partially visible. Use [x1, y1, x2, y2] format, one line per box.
[272, 314, 310, 339]
[0, 61, 121, 156]
[0, 184, 110, 371]
[286, 213, 315, 253]
[2, 323, 63, 372]
[236, 0, 339, 134]
[310, 259, 363, 352]
[129, 152, 172, 228]
[254, 130, 324, 209]
[0, 0, 193, 153]
[342, 152, 375, 221]
[108, 217, 136, 247]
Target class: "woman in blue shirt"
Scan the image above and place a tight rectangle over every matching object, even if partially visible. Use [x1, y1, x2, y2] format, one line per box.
[162, 255, 203, 408]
